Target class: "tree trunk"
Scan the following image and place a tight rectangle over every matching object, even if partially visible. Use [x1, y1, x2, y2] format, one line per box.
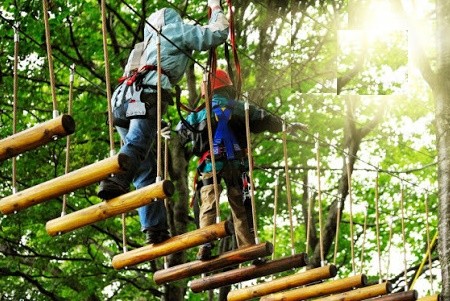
[436, 1, 450, 299]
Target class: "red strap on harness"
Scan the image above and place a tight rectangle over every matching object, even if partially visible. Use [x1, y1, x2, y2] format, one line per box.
[117, 65, 167, 86]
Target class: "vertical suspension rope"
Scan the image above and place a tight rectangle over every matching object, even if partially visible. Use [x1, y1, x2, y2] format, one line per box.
[282, 122, 295, 255]
[375, 167, 382, 283]
[425, 194, 435, 292]
[244, 99, 259, 244]
[156, 31, 163, 182]
[345, 153, 356, 274]
[12, 22, 19, 195]
[359, 205, 368, 274]
[400, 184, 408, 291]
[411, 231, 438, 290]
[333, 197, 341, 265]
[100, 0, 115, 156]
[203, 71, 221, 223]
[315, 134, 324, 266]
[386, 216, 394, 281]
[272, 173, 279, 260]
[306, 188, 312, 255]
[42, 0, 59, 117]
[61, 64, 75, 216]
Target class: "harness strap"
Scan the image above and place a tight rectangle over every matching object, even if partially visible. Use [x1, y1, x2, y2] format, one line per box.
[212, 104, 240, 160]
[117, 65, 168, 86]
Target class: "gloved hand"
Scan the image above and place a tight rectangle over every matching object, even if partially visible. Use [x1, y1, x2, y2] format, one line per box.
[286, 122, 308, 137]
[208, 0, 221, 9]
[160, 124, 171, 140]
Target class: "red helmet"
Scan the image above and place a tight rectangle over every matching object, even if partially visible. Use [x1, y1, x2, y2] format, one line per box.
[201, 69, 233, 97]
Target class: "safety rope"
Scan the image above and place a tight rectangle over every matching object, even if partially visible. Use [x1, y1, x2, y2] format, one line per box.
[272, 173, 279, 260]
[61, 64, 75, 217]
[203, 70, 221, 223]
[375, 167, 382, 283]
[400, 184, 408, 291]
[282, 122, 295, 255]
[12, 23, 19, 195]
[156, 31, 163, 182]
[244, 98, 259, 244]
[42, 0, 59, 118]
[315, 134, 325, 266]
[345, 153, 356, 274]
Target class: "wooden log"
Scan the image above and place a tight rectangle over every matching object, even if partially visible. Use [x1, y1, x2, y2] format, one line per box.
[260, 274, 368, 301]
[46, 180, 174, 236]
[153, 242, 273, 284]
[313, 282, 393, 301]
[191, 253, 308, 293]
[0, 114, 75, 162]
[363, 290, 417, 301]
[112, 220, 234, 270]
[0, 154, 129, 214]
[418, 295, 441, 301]
[227, 265, 337, 301]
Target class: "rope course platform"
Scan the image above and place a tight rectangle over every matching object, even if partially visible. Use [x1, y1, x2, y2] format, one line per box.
[45, 180, 174, 236]
[112, 220, 234, 270]
[0, 114, 75, 162]
[0, 154, 130, 214]
[153, 242, 274, 285]
[189, 252, 308, 293]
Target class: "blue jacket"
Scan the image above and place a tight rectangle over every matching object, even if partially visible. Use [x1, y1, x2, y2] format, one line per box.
[141, 8, 229, 91]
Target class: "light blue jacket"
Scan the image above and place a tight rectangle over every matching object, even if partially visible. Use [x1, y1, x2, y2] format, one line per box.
[141, 8, 229, 91]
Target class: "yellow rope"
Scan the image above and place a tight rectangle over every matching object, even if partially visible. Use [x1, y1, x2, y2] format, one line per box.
[359, 205, 368, 274]
[410, 231, 438, 290]
[400, 184, 408, 291]
[425, 194, 434, 292]
[272, 174, 279, 260]
[375, 168, 382, 283]
[315, 134, 324, 266]
[345, 153, 356, 273]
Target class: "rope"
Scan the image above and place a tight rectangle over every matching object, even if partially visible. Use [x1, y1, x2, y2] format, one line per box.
[203, 70, 221, 223]
[386, 216, 394, 280]
[272, 174, 279, 260]
[100, 0, 115, 156]
[425, 194, 435, 292]
[400, 184, 408, 291]
[359, 205, 368, 274]
[12, 22, 19, 195]
[282, 122, 295, 255]
[244, 99, 259, 244]
[333, 196, 341, 265]
[345, 153, 356, 274]
[306, 188, 312, 255]
[315, 134, 325, 266]
[42, 0, 59, 117]
[410, 231, 438, 290]
[61, 64, 75, 217]
[156, 31, 163, 181]
[375, 168, 382, 283]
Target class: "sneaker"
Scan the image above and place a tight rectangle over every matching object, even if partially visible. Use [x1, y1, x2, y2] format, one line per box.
[97, 178, 129, 200]
[145, 229, 171, 245]
[252, 257, 267, 265]
[196, 244, 212, 260]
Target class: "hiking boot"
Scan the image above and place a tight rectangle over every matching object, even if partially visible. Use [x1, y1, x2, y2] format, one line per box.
[145, 229, 171, 245]
[196, 244, 212, 260]
[97, 178, 129, 200]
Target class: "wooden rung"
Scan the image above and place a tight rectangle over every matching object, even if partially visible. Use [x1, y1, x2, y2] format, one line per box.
[313, 282, 393, 301]
[46, 180, 174, 236]
[0, 114, 75, 162]
[260, 274, 368, 301]
[191, 253, 308, 293]
[227, 264, 337, 301]
[153, 242, 273, 285]
[112, 220, 234, 270]
[363, 290, 418, 301]
[0, 154, 130, 215]
[418, 295, 441, 301]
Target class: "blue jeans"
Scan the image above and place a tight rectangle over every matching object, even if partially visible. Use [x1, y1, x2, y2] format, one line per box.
[114, 100, 168, 233]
